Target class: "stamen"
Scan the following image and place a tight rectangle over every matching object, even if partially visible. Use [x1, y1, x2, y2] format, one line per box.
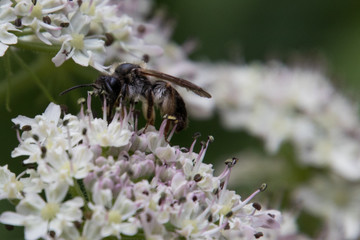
[231, 183, 267, 213]
[77, 97, 86, 119]
[158, 118, 168, 139]
[166, 123, 177, 142]
[86, 92, 93, 119]
[189, 132, 201, 154]
[193, 136, 213, 172]
[102, 96, 107, 122]
[14, 125, 22, 143]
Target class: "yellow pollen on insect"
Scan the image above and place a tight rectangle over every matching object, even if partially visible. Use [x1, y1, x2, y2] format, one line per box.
[41, 202, 60, 221]
[108, 210, 122, 224]
[71, 33, 85, 50]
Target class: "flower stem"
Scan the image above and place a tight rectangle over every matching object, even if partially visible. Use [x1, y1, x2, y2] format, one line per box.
[10, 49, 55, 102]
[15, 40, 60, 54]
[3, 52, 12, 112]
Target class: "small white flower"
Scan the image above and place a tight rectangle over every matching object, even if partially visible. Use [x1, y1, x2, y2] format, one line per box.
[51, 10, 105, 67]
[90, 190, 138, 238]
[0, 182, 83, 240]
[0, 165, 23, 199]
[87, 117, 132, 147]
[14, 0, 65, 44]
[0, 0, 19, 56]
[37, 145, 94, 185]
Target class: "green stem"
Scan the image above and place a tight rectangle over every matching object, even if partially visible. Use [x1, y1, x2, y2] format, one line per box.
[10, 49, 55, 102]
[3, 52, 12, 112]
[15, 40, 61, 54]
[69, 180, 90, 212]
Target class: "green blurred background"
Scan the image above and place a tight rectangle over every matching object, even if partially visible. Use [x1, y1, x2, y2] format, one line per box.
[1, 0, 360, 238]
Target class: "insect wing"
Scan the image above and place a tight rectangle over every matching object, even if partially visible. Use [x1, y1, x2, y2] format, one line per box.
[138, 68, 212, 98]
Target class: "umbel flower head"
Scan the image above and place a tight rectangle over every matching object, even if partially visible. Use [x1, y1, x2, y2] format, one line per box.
[0, 95, 281, 240]
[1, 0, 162, 71]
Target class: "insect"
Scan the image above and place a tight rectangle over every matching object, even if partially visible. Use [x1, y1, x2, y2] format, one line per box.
[60, 63, 212, 132]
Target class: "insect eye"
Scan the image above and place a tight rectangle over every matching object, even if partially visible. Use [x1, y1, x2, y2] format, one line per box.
[115, 63, 138, 76]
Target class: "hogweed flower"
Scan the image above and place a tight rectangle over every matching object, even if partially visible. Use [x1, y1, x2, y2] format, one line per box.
[2, 0, 163, 71]
[0, 96, 281, 239]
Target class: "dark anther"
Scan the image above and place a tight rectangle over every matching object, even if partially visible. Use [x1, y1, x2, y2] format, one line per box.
[207, 214, 213, 222]
[60, 104, 68, 115]
[49, 231, 56, 238]
[254, 232, 264, 239]
[178, 196, 186, 204]
[146, 213, 152, 222]
[259, 183, 267, 192]
[14, 18, 22, 27]
[252, 202, 262, 211]
[158, 192, 166, 205]
[21, 125, 32, 131]
[82, 128, 87, 135]
[225, 157, 238, 168]
[43, 16, 51, 24]
[225, 211, 233, 218]
[104, 33, 114, 46]
[40, 146, 47, 158]
[180, 147, 189, 153]
[224, 222, 230, 230]
[142, 54, 150, 63]
[63, 119, 69, 126]
[193, 132, 201, 139]
[60, 22, 69, 28]
[137, 24, 146, 34]
[32, 134, 39, 141]
[193, 173, 202, 182]
[74, 221, 81, 229]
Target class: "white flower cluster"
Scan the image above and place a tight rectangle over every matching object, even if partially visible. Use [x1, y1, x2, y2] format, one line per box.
[0, 100, 281, 240]
[295, 175, 360, 240]
[168, 61, 360, 181]
[0, 0, 162, 71]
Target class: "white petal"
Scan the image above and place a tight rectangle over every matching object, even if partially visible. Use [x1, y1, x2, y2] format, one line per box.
[45, 182, 68, 203]
[43, 103, 61, 125]
[119, 222, 138, 236]
[0, 42, 9, 56]
[12, 115, 36, 127]
[24, 218, 48, 240]
[0, 23, 18, 44]
[72, 50, 90, 66]
[16, 193, 45, 215]
[0, 212, 25, 226]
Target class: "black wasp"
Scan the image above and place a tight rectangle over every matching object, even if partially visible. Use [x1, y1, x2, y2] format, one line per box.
[60, 63, 212, 132]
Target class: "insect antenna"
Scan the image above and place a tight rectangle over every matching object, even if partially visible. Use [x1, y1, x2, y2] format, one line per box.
[59, 84, 97, 96]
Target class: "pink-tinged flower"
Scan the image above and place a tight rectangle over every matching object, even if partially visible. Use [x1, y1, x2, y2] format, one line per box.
[2, 96, 281, 239]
